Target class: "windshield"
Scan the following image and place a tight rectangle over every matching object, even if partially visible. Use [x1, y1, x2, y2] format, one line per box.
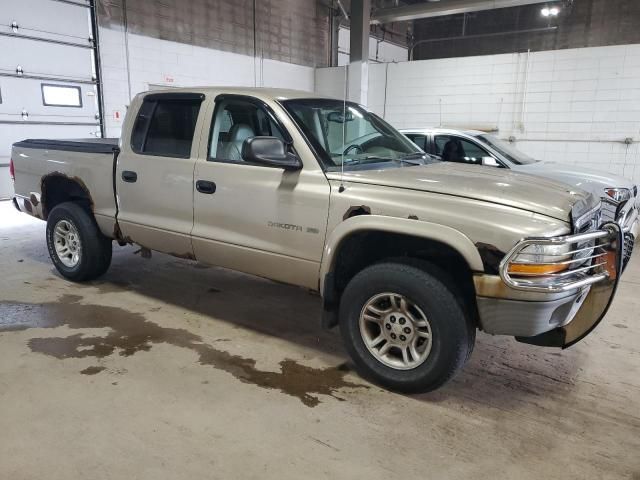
[282, 99, 427, 170]
[476, 134, 538, 165]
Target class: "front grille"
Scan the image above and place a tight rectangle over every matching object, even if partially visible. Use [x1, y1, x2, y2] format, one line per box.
[623, 233, 635, 271]
[573, 205, 601, 267]
[601, 199, 617, 224]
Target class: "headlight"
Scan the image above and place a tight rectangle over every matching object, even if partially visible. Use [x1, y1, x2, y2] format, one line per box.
[508, 243, 572, 275]
[604, 187, 632, 203]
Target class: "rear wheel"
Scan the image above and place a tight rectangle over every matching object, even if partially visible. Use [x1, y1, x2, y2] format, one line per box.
[339, 262, 474, 393]
[46, 202, 112, 281]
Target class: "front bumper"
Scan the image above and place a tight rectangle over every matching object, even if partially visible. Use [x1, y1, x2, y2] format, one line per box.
[476, 287, 589, 337]
[475, 222, 625, 348]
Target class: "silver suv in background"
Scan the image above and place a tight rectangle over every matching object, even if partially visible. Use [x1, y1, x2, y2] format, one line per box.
[401, 128, 638, 238]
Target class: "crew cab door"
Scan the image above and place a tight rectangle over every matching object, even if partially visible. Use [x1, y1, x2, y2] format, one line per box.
[116, 92, 206, 256]
[191, 95, 330, 289]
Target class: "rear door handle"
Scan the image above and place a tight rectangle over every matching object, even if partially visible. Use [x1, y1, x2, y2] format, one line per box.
[122, 170, 137, 183]
[196, 180, 216, 194]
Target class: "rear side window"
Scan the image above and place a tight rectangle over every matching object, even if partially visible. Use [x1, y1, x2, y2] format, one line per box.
[131, 96, 203, 158]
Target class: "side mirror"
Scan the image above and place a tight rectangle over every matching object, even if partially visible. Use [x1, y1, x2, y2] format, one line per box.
[482, 156, 500, 167]
[241, 137, 302, 171]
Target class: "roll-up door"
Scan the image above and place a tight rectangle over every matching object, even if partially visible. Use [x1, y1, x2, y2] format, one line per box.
[0, 0, 103, 199]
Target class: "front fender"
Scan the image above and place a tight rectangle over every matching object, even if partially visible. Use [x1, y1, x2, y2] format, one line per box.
[319, 214, 484, 296]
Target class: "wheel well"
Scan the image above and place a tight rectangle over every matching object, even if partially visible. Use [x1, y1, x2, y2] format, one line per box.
[41, 174, 93, 219]
[325, 230, 479, 326]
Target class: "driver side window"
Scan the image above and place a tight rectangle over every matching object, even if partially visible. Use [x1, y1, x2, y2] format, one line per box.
[209, 99, 285, 163]
[434, 135, 490, 165]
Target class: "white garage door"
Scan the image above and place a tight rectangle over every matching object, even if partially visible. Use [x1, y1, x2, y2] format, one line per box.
[0, 0, 102, 199]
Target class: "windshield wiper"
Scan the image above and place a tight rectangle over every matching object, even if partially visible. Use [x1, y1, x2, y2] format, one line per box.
[396, 152, 429, 165]
[399, 152, 427, 160]
[341, 155, 394, 166]
[338, 154, 430, 167]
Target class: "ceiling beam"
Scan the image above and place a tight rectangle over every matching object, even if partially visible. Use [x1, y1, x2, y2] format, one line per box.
[371, 0, 551, 24]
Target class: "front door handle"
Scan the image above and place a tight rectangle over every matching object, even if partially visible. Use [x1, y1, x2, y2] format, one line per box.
[122, 170, 137, 183]
[196, 180, 216, 194]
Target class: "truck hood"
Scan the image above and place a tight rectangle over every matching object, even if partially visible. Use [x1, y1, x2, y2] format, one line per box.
[513, 161, 636, 198]
[330, 162, 595, 222]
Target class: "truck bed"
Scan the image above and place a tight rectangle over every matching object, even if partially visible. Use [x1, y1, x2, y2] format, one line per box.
[12, 138, 119, 154]
[11, 137, 120, 239]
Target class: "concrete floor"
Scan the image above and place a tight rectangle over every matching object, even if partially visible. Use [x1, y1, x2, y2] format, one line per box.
[1, 200, 639, 480]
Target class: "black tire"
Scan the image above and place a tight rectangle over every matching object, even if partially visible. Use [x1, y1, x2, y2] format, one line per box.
[46, 202, 112, 281]
[339, 262, 475, 393]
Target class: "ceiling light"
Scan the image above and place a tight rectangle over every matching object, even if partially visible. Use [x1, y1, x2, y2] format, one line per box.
[541, 6, 560, 16]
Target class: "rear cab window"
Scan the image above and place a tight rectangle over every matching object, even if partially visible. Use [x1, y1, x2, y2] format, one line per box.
[131, 93, 204, 158]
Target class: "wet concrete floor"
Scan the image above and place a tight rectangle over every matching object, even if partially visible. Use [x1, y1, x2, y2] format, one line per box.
[1, 201, 639, 479]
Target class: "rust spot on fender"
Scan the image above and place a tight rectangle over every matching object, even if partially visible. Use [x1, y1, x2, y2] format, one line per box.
[343, 205, 371, 221]
[473, 274, 511, 298]
[0, 296, 363, 407]
[40, 172, 95, 218]
[475, 242, 506, 275]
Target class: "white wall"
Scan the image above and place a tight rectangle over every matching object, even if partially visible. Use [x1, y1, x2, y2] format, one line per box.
[337, 27, 407, 66]
[99, 27, 315, 138]
[315, 44, 640, 184]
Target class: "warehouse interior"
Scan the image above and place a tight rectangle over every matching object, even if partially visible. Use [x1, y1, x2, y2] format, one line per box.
[1, 0, 639, 478]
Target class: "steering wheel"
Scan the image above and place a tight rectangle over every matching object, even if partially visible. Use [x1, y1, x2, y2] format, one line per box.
[343, 144, 364, 155]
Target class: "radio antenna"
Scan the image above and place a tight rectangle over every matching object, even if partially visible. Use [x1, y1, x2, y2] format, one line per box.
[339, 64, 348, 193]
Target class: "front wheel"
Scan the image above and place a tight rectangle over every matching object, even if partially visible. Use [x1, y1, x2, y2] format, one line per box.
[339, 262, 475, 393]
[46, 202, 112, 281]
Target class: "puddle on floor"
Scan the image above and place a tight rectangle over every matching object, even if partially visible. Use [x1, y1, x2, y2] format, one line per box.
[0, 295, 364, 407]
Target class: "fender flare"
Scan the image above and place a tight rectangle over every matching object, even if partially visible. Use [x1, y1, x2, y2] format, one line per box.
[319, 214, 484, 296]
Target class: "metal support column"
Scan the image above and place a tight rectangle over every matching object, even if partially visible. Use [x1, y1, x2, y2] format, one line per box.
[348, 0, 370, 105]
[89, 0, 105, 138]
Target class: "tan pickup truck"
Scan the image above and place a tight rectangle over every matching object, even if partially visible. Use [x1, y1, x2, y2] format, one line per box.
[10, 87, 635, 392]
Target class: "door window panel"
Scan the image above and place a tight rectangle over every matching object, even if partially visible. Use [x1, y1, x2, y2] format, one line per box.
[209, 99, 285, 163]
[41, 84, 82, 107]
[131, 98, 201, 158]
[405, 134, 427, 151]
[434, 135, 490, 165]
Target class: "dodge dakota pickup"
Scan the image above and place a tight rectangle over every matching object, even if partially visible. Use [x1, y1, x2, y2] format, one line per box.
[10, 87, 634, 393]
